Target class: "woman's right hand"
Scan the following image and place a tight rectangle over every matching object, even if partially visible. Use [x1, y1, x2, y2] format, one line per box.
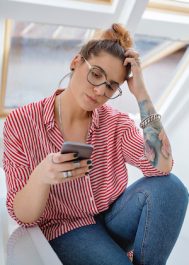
[35, 152, 92, 185]
[13, 152, 91, 223]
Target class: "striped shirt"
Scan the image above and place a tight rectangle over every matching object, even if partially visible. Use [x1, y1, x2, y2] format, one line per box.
[3, 89, 167, 241]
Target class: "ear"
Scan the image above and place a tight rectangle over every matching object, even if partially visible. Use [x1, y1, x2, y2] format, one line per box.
[70, 54, 83, 71]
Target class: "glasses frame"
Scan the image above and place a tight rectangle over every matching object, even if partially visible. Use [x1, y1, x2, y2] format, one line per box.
[82, 57, 123, 99]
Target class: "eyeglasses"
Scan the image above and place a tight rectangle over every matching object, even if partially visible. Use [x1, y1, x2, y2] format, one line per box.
[82, 57, 122, 99]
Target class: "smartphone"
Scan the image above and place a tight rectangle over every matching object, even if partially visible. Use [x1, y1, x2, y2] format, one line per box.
[61, 141, 93, 160]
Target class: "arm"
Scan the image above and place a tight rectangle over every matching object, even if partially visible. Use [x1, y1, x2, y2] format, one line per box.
[13, 166, 51, 224]
[137, 91, 172, 173]
[124, 49, 172, 173]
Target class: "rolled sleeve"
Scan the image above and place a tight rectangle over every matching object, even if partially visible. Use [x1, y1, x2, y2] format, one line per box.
[121, 117, 172, 176]
[3, 113, 42, 227]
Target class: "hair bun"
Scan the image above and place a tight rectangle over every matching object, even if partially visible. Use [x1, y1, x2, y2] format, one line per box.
[98, 23, 133, 50]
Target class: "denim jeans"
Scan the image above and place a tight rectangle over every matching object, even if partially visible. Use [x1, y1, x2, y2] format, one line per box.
[49, 174, 188, 265]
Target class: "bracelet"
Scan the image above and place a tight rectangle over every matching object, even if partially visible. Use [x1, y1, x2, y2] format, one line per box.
[140, 113, 161, 129]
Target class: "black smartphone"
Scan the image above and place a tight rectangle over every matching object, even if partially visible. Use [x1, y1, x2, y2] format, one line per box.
[61, 141, 93, 160]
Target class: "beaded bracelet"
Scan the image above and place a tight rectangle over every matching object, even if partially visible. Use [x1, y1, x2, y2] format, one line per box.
[140, 113, 161, 129]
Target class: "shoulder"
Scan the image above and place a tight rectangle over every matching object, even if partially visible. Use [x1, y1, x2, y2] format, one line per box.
[4, 97, 46, 134]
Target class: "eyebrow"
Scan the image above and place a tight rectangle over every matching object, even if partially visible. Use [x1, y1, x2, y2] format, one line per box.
[92, 64, 120, 85]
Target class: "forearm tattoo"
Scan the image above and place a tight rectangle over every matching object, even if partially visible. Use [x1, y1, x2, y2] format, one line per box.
[139, 100, 172, 167]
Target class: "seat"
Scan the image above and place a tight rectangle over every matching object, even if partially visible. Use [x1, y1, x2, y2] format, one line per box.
[0, 167, 62, 265]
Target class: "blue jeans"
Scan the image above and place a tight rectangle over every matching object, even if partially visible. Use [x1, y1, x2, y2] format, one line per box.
[49, 174, 188, 265]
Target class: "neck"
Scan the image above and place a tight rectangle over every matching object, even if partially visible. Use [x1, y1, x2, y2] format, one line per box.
[55, 89, 91, 126]
[55, 89, 92, 142]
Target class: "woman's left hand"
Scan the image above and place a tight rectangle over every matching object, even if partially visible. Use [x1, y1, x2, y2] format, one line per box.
[124, 49, 147, 100]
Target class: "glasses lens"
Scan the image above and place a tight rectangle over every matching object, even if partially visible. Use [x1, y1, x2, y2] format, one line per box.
[88, 67, 122, 99]
[105, 85, 121, 99]
[88, 67, 106, 85]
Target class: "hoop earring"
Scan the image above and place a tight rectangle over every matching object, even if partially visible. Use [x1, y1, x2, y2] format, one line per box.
[58, 71, 73, 88]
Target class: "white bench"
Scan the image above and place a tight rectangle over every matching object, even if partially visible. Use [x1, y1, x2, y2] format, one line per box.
[0, 168, 62, 265]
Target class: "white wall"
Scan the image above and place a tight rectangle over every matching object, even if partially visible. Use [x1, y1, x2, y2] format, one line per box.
[168, 110, 189, 188]
[166, 112, 189, 265]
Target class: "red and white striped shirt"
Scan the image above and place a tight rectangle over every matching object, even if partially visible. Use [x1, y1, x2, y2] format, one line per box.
[3, 89, 167, 241]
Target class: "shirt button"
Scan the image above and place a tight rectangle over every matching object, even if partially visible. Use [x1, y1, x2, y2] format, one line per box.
[90, 196, 94, 202]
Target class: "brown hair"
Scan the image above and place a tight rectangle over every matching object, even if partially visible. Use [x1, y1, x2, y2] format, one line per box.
[79, 23, 133, 79]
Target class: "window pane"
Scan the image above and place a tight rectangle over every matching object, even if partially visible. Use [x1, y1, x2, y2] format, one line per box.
[5, 21, 93, 109]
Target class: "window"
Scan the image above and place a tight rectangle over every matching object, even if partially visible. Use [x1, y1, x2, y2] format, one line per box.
[1, 20, 95, 112]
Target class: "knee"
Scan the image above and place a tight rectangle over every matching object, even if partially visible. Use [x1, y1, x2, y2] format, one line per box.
[147, 173, 188, 208]
[168, 173, 188, 206]
[160, 173, 188, 198]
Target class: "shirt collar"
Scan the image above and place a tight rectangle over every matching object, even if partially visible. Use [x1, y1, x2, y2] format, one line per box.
[43, 89, 100, 130]
[43, 89, 62, 128]
[91, 108, 99, 129]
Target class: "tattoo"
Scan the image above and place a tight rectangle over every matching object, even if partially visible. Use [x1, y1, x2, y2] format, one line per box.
[159, 129, 172, 159]
[143, 127, 162, 167]
[138, 100, 156, 121]
[138, 100, 172, 167]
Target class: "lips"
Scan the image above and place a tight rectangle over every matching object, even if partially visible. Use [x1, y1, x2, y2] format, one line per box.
[86, 94, 98, 103]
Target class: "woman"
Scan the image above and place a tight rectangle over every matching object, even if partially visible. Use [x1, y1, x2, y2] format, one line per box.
[3, 23, 188, 265]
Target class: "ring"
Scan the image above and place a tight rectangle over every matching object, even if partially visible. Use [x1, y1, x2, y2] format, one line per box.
[73, 160, 81, 169]
[67, 171, 73, 177]
[62, 171, 73, 178]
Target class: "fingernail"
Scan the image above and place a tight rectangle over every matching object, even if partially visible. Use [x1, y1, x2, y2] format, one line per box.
[87, 160, 92, 165]
[88, 165, 93, 170]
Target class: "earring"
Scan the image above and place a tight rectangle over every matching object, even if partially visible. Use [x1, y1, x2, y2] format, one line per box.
[58, 71, 73, 88]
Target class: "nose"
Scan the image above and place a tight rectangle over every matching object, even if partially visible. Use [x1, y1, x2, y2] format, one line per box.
[93, 84, 106, 96]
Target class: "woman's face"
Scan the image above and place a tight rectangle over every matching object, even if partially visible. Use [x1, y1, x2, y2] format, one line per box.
[69, 52, 127, 111]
